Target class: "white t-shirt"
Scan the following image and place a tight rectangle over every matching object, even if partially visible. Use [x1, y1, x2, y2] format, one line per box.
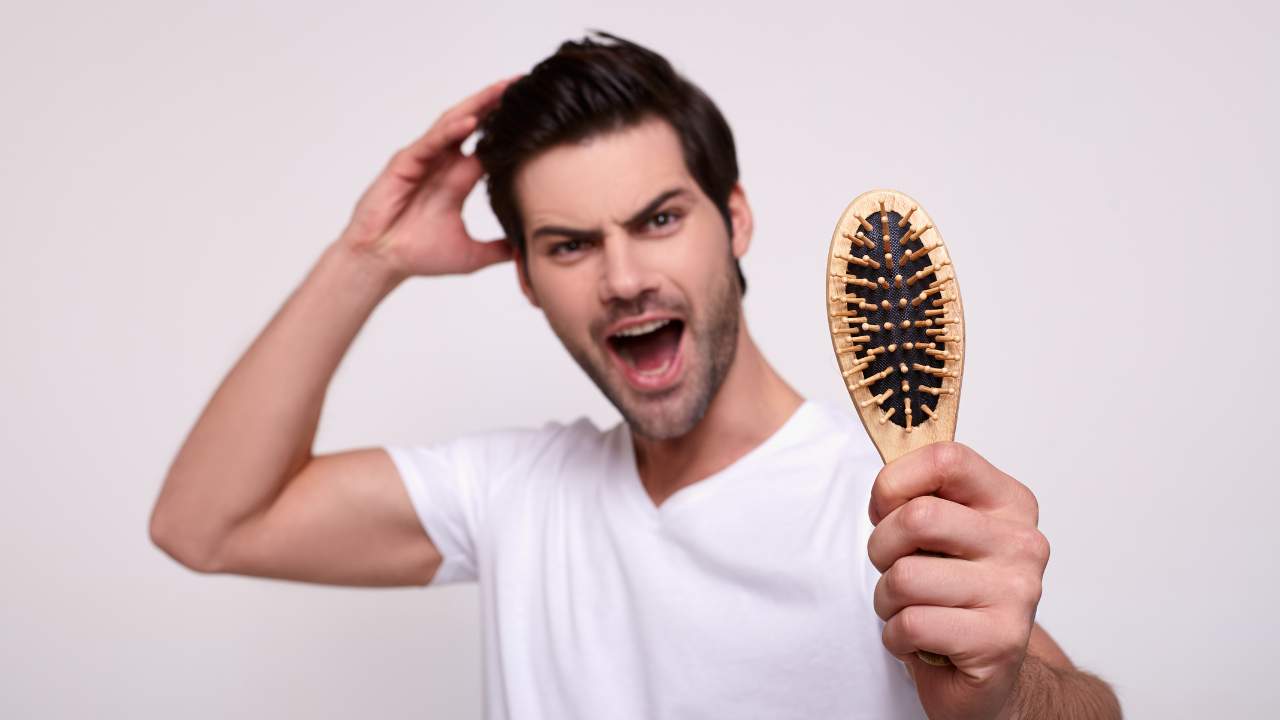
[383, 399, 926, 720]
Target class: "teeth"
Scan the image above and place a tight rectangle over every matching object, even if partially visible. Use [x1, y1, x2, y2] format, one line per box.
[613, 319, 671, 338]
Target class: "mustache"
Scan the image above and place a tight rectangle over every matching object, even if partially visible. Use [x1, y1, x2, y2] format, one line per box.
[592, 293, 688, 339]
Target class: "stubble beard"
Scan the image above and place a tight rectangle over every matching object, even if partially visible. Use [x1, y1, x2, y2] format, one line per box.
[562, 255, 741, 441]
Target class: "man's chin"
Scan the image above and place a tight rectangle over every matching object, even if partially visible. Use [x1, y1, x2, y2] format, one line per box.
[613, 380, 710, 441]
[566, 345, 713, 440]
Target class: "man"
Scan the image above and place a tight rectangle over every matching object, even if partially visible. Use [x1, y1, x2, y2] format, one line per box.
[150, 31, 1120, 719]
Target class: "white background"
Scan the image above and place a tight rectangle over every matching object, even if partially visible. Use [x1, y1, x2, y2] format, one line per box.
[2, 1, 1275, 717]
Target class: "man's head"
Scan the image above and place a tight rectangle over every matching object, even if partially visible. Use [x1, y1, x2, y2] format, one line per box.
[475, 31, 752, 440]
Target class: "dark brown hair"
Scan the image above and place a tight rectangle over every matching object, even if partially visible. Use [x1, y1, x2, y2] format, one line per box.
[475, 30, 747, 295]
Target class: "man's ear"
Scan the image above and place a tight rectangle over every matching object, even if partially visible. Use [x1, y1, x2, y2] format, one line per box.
[727, 183, 753, 260]
[513, 244, 540, 308]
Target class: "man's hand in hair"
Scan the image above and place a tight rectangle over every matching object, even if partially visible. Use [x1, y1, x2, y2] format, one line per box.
[339, 74, 522, 279]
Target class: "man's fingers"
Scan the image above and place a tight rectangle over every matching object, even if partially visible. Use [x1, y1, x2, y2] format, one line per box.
[389, 115, 477, 181]
[867, 496, 998, 572]
[380, 74, 522, 187]
[437, 152, 486, 200]
[439, 74, 521, 127]
[881, 605, 1000, 666]
[869, 441, 1037, 528]
[462, 238, 514, 273]
[873, 554, 1028, 622]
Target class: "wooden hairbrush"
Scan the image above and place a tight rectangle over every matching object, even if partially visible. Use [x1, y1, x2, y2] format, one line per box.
[825, 189, 965, 668]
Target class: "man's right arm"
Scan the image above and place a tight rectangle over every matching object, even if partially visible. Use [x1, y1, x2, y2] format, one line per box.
[149, 242, 441, 585]
[148, 75, 520, 586]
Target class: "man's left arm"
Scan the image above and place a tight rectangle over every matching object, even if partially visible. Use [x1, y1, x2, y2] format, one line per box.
[868, 442, 1121, 720]
[1012, 622, 1122, 719]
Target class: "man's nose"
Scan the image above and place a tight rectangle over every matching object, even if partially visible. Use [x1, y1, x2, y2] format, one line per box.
[598, 234, 657, 304]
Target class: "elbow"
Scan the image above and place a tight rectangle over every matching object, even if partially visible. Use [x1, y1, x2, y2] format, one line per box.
[149, 505, 223, 574]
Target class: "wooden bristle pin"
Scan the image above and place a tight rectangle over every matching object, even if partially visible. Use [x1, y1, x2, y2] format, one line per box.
[907, 261, 951, 286]
[825, 189, 966, 669]
[911, 284, 947, 307]
[879, 202, 891, 253]
[835, 253, 881, 269]
[858, 388, 894, 409]
[901, 224, 933, 245]
[853, 365, 895, 388]
[905, 244, 937, 263]
[841, 232, 875, 249]
[832, 274, 879, 290]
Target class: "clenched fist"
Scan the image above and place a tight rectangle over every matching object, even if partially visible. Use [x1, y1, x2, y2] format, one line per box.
[868, 441, 1050, 720]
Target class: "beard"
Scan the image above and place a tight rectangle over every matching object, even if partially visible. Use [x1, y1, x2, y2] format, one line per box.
[560, 252, 741, 441]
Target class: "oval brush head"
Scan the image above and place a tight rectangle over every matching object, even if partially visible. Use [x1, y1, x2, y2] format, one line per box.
[825, 189, 965, 667]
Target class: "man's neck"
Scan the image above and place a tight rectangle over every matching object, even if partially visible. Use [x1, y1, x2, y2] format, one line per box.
[631, 317, 804, 508]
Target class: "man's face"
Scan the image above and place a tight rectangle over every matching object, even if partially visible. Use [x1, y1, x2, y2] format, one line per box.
[512, 115, 751, 440]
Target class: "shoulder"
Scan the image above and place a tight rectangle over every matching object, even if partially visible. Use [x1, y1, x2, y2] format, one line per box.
[803, 397, 873, 436]
[450, 415, 601, 462]
[383, 415, 609, 494]
[791, 398, 883, 467]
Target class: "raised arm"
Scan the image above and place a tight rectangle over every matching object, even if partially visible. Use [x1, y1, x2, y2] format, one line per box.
[148, 75, 519, 586]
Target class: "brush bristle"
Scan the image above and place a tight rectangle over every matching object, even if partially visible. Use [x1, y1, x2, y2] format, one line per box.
[830, 204, 959, 431]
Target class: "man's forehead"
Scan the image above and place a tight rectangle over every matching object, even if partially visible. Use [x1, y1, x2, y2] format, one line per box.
[513, 117, 697, 230]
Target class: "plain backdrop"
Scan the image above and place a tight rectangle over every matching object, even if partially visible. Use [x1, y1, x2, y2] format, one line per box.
[2, 1, 1275, 717]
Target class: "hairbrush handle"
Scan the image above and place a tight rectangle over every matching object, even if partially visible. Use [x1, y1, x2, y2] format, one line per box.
[825, 189, 966, 669]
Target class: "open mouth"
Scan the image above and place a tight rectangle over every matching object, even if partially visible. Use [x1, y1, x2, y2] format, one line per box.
[606, 318, 685, 390]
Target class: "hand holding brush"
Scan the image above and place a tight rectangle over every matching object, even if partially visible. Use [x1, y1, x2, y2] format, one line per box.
[826, 190, 1051, 719]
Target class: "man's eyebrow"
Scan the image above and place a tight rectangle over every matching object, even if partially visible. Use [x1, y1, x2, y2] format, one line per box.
[529, 187, 691, 242]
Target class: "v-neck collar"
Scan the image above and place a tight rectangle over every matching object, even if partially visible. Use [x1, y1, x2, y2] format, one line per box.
[616, 400, 815, 523]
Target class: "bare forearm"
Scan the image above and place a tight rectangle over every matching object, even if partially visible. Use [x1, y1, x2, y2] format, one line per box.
[1008, 655, 1122, 720]
[150, 241, 405, 566]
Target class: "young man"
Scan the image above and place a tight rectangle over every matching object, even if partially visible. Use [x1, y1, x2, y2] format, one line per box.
[150, 32, 1120, 719]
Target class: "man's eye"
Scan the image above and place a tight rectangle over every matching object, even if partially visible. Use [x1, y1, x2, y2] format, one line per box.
[647, 210, 682, 231]
[550, 239, 587, 256]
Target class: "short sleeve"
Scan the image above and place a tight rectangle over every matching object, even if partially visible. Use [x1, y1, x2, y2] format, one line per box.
[382, 422, 568, 586]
